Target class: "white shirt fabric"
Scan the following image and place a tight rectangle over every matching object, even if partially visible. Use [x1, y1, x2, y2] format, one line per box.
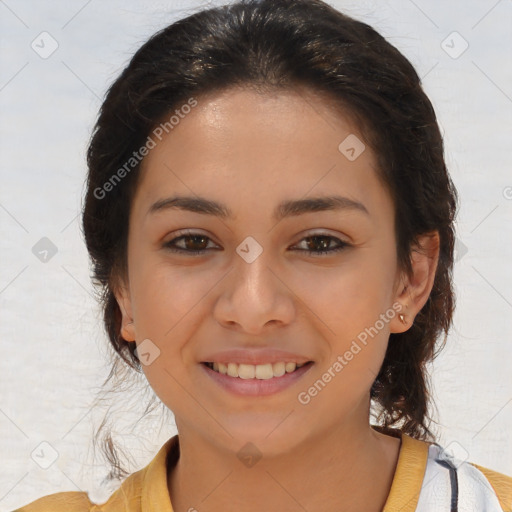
[415, 443, 504, 511]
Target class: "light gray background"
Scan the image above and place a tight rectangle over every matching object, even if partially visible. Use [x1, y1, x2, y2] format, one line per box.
[1, 0, 511, 509]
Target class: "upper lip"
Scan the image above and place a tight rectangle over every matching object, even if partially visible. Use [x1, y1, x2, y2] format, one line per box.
[201, 349, 313, 366]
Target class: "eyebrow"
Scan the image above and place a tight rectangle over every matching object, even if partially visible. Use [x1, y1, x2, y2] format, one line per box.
[146, 194, 369, 222]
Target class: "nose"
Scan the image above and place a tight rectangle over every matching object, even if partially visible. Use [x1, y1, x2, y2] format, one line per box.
[213, 246, 295, 334]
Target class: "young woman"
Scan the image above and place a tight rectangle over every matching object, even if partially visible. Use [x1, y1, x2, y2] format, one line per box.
[14, 0, 511, 511]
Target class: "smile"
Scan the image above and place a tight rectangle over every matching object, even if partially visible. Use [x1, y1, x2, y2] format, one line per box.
[204, 361, 310, 379]
[201, 361, 315, 396]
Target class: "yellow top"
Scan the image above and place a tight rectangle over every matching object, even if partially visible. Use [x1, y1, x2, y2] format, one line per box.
[13, 431, 512, 511]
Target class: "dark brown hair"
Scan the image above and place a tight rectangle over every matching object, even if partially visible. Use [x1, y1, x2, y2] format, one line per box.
[81, 0, 458, 481]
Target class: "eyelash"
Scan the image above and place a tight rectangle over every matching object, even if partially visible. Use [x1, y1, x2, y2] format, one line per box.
[163, 231, 350, 257]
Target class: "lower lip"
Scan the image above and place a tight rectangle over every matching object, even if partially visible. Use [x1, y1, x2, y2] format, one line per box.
[200, 362, 314, 396]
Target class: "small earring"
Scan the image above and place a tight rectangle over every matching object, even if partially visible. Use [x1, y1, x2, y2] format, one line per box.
[399, 313, 407, 325]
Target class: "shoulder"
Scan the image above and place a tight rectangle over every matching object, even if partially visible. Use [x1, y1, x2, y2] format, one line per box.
[11, 435, 178, 512]
[417, 442, 512, 512]
[12, 469, 147, 512]
[469, 462, 512, 512]
[12, 491, 92, 512]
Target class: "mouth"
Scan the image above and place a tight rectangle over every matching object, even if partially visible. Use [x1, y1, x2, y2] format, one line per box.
[202, 361, 314, 379]
[200, 360, 314, 396]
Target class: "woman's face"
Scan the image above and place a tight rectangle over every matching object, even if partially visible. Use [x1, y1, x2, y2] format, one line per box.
[116, 86, 410, 454]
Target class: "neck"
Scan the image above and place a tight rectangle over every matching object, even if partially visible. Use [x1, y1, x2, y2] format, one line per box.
[167, 421, 401, 512]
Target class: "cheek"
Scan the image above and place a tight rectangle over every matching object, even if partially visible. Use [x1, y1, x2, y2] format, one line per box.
[304, 250, 395, 322]
[127, 258, 211, 408]
[300, 247, 396, 370]
[130, 254, 217, 341]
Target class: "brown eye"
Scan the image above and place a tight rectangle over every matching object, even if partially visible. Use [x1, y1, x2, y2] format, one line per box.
[164, 232, 218, 255]
[293, 235, 349, 256]
[163, 232, 350, 257]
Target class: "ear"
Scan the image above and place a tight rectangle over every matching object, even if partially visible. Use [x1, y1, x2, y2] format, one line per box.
[390, 231, 440, 333]
[113, 278, 136, 342]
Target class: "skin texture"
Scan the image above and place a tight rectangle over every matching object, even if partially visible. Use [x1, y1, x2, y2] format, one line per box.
[115, 86, 440, 512]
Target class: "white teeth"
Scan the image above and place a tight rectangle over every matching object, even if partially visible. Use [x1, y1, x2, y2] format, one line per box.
[208, 361, 309, 379]
[255, 363, 273, 380]
[285, 362, 296, 373]
[227, 363, 239, 378]
[238, 364, 256, 379]
[272, 362, 286, 377]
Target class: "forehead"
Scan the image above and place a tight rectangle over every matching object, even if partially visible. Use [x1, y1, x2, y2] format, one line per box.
[131, 86, 391, 222]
